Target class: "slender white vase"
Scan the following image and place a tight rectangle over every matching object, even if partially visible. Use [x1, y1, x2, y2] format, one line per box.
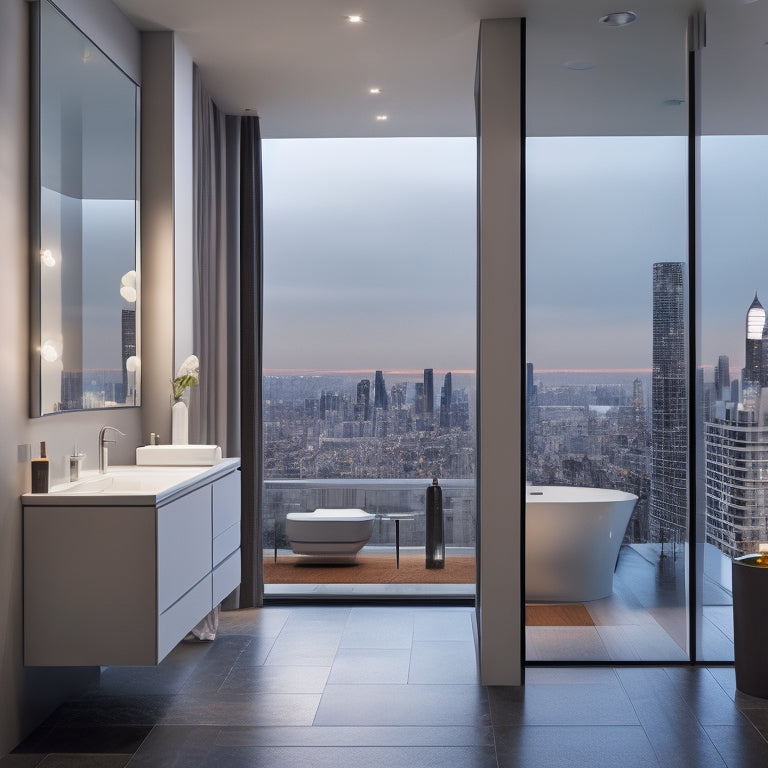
[171, 400, 189, 445]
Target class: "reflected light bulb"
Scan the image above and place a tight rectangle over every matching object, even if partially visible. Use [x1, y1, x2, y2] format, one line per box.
[40, 341, 58, 362]
[125, 355, 139, 373]
[120, 285, 137, 302]
[41, 249, 55, 267]
[120, 269, 137, 289]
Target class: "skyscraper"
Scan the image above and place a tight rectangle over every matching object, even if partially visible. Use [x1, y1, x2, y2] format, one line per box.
[714, 355, 730, 401]
[424, 368, 434, 419]
[440, 372, 452, 428]
[120, 308, 136, 404]
[355, 379, 370, 420]
[745, 293, 765, 386]
[374, 370, 388, 410]
[649, 262, 688, 546]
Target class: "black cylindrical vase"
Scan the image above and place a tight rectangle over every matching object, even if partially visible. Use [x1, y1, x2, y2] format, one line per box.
[426, 477, 445, 569]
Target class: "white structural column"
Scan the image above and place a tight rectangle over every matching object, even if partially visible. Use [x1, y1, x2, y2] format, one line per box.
[476, 18, 524, 686]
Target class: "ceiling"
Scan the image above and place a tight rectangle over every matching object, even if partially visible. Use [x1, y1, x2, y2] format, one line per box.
[110, 0, 768, 138]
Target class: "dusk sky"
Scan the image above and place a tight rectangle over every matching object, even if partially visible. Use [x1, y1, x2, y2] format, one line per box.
[261, 134, 768, 381]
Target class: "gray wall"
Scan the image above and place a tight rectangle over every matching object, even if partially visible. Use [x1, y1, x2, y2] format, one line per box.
[0, 0, 142, 755]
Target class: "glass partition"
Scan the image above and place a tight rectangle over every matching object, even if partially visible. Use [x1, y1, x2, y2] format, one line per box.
[525, 8, 690, 661]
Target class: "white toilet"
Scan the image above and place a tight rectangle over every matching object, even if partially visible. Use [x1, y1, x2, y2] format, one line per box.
[285, 508, 375, 559]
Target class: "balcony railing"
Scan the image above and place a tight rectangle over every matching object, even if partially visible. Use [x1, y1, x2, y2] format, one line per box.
[263, 478, 476, 552]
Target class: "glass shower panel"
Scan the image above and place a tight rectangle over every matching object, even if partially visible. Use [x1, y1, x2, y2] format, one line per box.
[696, 0, 768, 661]
[525, 7, 690, 662]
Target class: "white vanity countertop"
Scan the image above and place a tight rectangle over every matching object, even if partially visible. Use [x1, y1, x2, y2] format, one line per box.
[21, 458, 241, 507]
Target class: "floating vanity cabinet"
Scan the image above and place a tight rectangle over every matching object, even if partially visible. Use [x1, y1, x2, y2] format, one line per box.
[22, 459, 241, 667]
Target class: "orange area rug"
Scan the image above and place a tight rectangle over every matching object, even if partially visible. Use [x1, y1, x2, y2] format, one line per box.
[525, 603, 594, 626]
[264, 553, 476, 584]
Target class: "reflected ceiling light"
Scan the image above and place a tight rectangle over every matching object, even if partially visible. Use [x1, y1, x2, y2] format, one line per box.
[369, 87, 382, 94]
[598, 11, 637, 26]
[564, 60, 596, 70]
[347, 14, 363, 23]
[40, 340, 58, 363]
[40, 249, 55, 267]
[375, 114, 388, 121]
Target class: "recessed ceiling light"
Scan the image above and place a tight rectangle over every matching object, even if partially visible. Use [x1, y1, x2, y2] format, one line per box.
[369, 87, 382, 95]
[564, 60, 596, 70]
[375, 114, 388, 121]
[347, 14, 363, 23]
[598, 11, 637, 26]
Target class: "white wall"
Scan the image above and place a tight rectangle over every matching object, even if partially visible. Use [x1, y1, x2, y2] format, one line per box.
[140, 31, 195, 443]
[476, 18, 524, 686]
[0, 0, 142, 755]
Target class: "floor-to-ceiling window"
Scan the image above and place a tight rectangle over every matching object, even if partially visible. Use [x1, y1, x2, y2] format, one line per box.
[695, 0, 768, 662]
[524, 7, 692, 661]
[261, 137, 477, 598]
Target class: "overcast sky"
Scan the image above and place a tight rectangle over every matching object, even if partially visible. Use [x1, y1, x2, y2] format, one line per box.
[262, 135, 768, 381]
[262, 137, 476, 374]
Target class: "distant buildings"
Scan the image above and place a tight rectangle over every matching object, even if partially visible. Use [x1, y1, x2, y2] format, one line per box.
[649, 262, 688, 547]
[705, 293, 768, 557]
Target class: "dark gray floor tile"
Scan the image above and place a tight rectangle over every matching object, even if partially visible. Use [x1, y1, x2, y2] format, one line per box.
[314, 684, 490, 726]
[206, 745, 498, 768]
[708, 665, 737, 699]
[158, 692, 321, 726]
[220, 665, 330, 693]
[43, 696, 174, 727]
[496, 725, 660, 768]
[39, 756, 131, 767]
[705, 724, 768, 767]
[740, 708, 768, 740]
[230, 636, 278, 667]
[488, 683, 638, 726]
[413, 609, 474, 642]
[125, 725, 220, 767]
[662, 667, 748, 726]
[13, 726, 151, 756]
[340, 608, 414, 649]
[216, 607, 291, 638]
[328, 648, 411, 684]
[264, 632, 341, 666]
[215, 725, 495, 747]
[616, 667, 730, 767]
[524, 667, 621, 685]
[178, 635, 255, 694]
[0, 756, 44, 767]
[408, 641, 479, 684]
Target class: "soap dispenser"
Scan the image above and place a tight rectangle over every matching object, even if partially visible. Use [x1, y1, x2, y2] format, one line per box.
[69, 445, 84, 482]
[31, 441, 49, 493]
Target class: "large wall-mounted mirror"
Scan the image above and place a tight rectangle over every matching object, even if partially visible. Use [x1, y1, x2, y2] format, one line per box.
[31, 0, 140, 416]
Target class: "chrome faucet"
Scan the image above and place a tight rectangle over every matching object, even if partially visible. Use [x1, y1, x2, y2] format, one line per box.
[98, 425, 126, 474]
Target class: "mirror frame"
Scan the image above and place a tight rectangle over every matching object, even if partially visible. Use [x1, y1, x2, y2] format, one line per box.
[30, 0, 141, 417]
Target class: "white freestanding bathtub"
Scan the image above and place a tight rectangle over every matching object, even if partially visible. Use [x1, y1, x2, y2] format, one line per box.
[286, 508, 375, 559]
[525, 486, 637, 602]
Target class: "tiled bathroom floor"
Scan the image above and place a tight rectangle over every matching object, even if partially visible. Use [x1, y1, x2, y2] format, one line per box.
[5, 605, 768, 767]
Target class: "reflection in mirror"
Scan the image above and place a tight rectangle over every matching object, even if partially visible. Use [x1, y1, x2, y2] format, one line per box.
[31, 0, 139, 415]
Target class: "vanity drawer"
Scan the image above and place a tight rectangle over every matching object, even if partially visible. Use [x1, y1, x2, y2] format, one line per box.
[212, 470, 241, 536]
[157, 486, 212, 612]
[213, 549, 241, 605]
[157, 574, 212, 661]
[213, 522, 240, 566]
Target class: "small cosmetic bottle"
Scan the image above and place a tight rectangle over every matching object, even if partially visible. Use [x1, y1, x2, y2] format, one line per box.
[31, 441, 50, 493]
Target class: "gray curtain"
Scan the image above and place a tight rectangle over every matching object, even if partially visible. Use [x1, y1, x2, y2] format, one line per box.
[192, 65, 263, 607]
